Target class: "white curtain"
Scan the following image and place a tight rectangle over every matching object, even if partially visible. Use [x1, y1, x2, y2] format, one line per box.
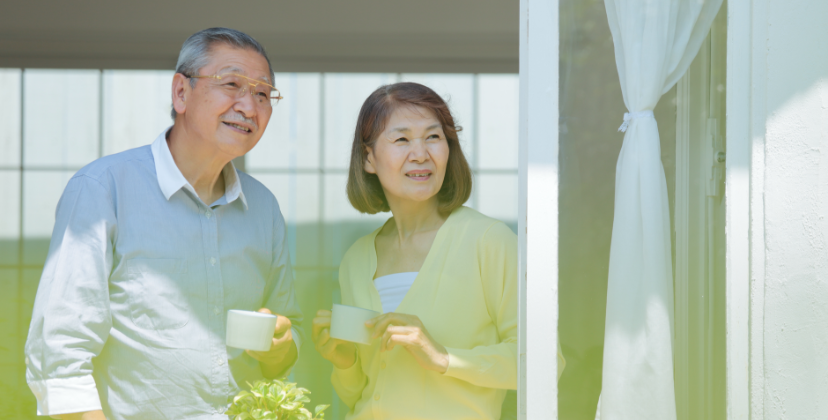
[597, 0, 723, 419]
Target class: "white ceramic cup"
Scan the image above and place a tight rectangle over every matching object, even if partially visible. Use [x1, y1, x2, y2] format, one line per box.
[330, 304, 381, 345]
[226, 309, 278, 352]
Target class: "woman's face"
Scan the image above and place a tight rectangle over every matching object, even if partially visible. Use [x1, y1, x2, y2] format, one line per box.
[365, 105, 450, 208]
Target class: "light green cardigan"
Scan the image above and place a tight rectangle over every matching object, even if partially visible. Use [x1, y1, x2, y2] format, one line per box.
[331, 206, 519, 420]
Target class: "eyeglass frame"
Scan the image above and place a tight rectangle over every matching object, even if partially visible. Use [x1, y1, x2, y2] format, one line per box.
[185, 72, 284, 106]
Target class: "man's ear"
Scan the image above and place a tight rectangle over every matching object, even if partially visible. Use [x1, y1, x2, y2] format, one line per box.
[364, 146, 377, 174]
[171, 73, 190, 116]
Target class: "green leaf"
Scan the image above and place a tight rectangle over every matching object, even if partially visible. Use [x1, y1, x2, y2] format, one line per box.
[228, 378, 329, 419]
[314, 404, 330, 416]
[281, 401, 300, 411]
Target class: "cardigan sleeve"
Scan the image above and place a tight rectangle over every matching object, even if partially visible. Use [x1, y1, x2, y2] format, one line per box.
[331, 349, 368, 409]
[330, 252, 370, 408]
[443, 222, 518, 390]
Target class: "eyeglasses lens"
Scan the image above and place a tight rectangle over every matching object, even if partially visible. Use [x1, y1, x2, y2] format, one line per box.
[218, 73, 280, 108]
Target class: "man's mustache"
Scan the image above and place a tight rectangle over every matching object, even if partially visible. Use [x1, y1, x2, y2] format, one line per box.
[221, 113, 258, 131]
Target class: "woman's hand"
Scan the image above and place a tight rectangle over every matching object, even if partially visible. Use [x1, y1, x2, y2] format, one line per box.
[366, 313, 449, 373]
[312, 310, 358, 369]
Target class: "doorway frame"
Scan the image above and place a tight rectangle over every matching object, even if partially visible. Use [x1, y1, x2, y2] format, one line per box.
[517, 0, 761, 418]
[725, 0, 765, 418]
[674, 6, 728, 417]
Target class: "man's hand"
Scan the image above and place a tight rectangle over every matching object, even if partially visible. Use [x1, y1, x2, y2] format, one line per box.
[246, 308, 297, 378]
[53, 410, 106, 420]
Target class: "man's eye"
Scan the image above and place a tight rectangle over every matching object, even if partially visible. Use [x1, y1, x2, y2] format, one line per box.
[224, 82, 239, 88]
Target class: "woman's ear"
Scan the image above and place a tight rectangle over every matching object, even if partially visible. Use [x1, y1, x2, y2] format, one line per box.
[364, 146, 377, 174]
[171, 73, 190, 117]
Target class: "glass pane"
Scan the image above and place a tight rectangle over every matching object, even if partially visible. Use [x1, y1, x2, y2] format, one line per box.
[0, 170, 20, 266]
[20, 267, 41, 334]
[0, 268, 20, 365]
[102, 70, 175, 156]
[323, 74, 397, 170]
[22, 170, 74, 265]
[557, 1, 679, 417]
[399, 74, 476, 160]
[250, 173, 321, 268]
[247, 73, 322, 171]
[475, 173, 518, 232]
[24, 69, 100, 168]
[558, 1, 625, 414]
[478, 74, 519, 170]
[0, 69, 21, 167]
[0, 267, 22, 410]
[322, 174, 386, 267]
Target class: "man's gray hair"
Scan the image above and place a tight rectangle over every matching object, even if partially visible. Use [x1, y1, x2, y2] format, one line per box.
[171, 27, 275, 120]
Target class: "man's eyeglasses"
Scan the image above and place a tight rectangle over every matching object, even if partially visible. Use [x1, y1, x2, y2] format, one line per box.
[186, 72, 283, 107]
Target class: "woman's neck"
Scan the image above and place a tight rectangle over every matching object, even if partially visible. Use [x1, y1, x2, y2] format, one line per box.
[385, 198, 446, 241]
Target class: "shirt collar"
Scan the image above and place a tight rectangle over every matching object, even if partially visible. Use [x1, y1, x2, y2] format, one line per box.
[151, 127, 248, 209]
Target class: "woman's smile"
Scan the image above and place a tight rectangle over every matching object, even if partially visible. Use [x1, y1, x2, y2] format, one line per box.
[405, 169, 432, 181]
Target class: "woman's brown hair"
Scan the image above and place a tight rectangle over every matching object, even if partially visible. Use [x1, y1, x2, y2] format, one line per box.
[347, 82, 473, 215]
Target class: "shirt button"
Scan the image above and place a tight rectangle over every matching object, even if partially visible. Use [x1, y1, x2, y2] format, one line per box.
[374, 393, 380, 401]
[217, 358, 225, 366]
[380, 362, 386, 369]
[214, 307, 221, 315]
[205, 211, 212, 219]
[210, 257, 216, 266]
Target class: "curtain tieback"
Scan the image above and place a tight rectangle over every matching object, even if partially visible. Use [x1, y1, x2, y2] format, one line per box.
[617, 110, 654, 132]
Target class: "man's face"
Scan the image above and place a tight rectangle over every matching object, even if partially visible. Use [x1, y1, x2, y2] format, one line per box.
[175, 44, 274, 159]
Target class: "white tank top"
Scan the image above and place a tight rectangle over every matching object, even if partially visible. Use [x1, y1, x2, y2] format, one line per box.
[374, 272, 418, 313]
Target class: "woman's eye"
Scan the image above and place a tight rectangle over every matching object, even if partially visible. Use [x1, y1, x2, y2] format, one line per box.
[395, 137, 409, 143]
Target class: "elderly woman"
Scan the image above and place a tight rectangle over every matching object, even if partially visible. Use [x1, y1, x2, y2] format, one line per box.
[312, 82, 554, 419]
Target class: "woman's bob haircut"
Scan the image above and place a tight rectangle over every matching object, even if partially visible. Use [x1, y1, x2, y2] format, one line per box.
[347, 82, 473, 215]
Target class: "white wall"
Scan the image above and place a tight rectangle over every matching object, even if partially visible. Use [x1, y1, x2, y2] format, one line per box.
[732, 0, 828, 417]
[762, 0, 828, 417]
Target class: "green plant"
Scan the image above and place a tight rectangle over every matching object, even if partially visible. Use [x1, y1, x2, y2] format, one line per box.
[226, 378, 330, 420]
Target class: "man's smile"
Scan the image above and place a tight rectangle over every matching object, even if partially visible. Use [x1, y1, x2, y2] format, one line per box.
[223, 121, 253, 133]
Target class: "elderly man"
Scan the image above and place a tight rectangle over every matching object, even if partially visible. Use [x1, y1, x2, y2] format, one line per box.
[24, 28, 302, 420]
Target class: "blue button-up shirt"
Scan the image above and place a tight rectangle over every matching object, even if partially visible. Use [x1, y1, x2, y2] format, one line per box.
[25, 129, 303, 420]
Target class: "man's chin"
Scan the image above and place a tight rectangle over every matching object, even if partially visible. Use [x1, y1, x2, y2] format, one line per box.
[217, 137, 259, 159]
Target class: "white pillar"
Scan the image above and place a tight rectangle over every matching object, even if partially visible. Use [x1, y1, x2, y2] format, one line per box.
[518, 0, 559, 418]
